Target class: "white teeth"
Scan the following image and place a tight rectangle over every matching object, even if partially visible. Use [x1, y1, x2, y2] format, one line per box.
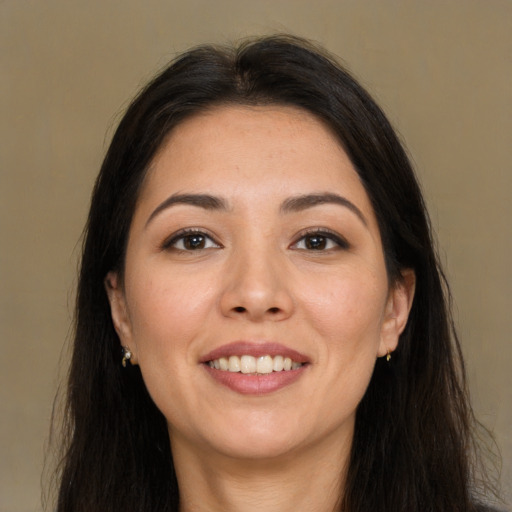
[228, 355, 240, 372]
[208, 354, 303, 373]
[256, 355, 273, 374]
[240, 355, 256, 374]
[273, 355, 284, 371]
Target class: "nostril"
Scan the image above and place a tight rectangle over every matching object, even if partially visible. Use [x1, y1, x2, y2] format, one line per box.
[233, 306, 246, 313]
[268, 307, 280, 314]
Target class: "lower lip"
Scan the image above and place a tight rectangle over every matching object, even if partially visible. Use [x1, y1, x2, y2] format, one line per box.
[203, 364, 307, 395]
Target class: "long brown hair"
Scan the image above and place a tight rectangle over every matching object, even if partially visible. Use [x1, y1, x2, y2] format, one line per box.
[52, 35, 498, 511]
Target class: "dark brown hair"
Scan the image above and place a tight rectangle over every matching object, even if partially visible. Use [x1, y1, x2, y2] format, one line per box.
[53, 35, 496, 511]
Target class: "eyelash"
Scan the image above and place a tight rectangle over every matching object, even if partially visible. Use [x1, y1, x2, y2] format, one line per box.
[162, 228, 349, 252]
[161, 228, 221, 252]
[291, 228, 350, 251]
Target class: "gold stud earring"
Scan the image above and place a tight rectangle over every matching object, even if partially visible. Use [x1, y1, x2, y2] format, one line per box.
[122, 347, 132, 367]
[386, 349, 392, 362]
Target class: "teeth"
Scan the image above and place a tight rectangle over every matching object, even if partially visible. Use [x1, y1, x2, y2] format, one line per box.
[208, 354, 303, 374]
[228, 355, 240, 372]
[240, 355, 256, 374]
[257, 355, 273, 374]
[273, 355, 284, 371]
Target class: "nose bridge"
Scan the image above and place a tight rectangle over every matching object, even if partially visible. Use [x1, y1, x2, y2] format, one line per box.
[220, 231, 293, 321]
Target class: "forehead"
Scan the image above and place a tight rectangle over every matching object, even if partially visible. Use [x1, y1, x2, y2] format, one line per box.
[141, 105, 367, 201]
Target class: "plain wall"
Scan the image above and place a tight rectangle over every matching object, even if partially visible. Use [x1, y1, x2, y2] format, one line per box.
[1, 1, 510, 510]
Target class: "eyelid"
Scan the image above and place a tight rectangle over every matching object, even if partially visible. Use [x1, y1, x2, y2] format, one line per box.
[161, 228, 222, 251]
[290, 228, 350, 250]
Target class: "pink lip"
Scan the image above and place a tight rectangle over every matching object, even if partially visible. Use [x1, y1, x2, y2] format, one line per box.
[203, 364, 307, 395]
[199, 341, 310, 364]
[199, 341, 310, 395]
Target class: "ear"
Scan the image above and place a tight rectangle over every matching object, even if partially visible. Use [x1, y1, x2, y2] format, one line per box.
[378, 269, 416, 358]
[104, 271, 137, 364]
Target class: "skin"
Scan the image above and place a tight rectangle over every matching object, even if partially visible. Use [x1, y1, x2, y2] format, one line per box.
[106, 105, 415, 512]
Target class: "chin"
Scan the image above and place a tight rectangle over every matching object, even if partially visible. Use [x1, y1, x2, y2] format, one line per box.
[210, 429, 305, 461]
[179, 407, 353, 463]
[167, 408, 307, 461]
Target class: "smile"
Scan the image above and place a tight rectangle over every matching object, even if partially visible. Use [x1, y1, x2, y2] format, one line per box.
[207, 355, 303, 374]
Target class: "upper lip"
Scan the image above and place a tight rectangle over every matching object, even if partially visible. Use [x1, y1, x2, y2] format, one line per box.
[199, 341, 310, 364]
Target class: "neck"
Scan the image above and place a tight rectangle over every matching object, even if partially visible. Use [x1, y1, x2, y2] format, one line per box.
[171, 428, 351, 512]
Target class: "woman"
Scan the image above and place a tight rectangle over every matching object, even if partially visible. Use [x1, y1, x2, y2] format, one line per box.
[54, 35, 500, 511]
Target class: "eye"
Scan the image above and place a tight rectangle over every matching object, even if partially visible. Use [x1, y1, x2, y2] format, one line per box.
[163, 229, 221, 251]
[291, 230, 349, 251]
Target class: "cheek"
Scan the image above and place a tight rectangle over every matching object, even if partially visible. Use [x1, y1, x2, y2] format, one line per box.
[125, 268, 218, 362]
[300, 268, 387, 346]
[123, 269, 219, 425]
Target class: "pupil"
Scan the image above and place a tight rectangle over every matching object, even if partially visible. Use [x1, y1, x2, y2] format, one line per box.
[185, 234, 205, 250]
[306, 235, 326, 250]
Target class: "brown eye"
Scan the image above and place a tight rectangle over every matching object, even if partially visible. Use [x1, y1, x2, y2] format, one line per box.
[292, 230, 349, 251]
[183, 234, 207, 250]
[165, 230, 220, 251]
[305, 235, 328, 250]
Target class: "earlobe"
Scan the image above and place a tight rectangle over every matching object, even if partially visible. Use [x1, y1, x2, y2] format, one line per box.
[104, 271, 137, 362]
[378, 269, 416, 358]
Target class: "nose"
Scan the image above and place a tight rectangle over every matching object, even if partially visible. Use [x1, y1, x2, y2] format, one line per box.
[219, 247, 294, 322]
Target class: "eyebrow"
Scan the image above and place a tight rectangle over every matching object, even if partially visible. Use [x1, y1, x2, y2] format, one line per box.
[280, 193, 368, 226]
[145, 191, 368, 228]
[145, 193, 229, 227]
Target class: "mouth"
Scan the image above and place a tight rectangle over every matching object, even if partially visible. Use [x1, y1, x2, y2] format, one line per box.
[206, 354, 304, 374]
[200, 342, 309, 395]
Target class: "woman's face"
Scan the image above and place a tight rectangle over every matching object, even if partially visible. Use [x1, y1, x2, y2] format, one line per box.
[106, 105, 413, 461]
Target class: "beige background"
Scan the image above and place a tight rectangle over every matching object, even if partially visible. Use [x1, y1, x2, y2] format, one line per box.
[1, 1, 511, 510]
